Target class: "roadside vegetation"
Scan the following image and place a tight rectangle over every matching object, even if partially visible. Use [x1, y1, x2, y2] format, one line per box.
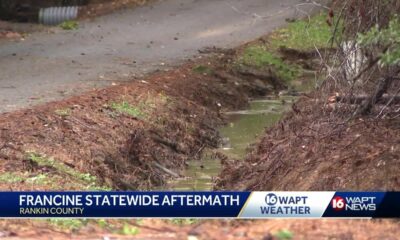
[234, 12, 332, 89]
[269, 13, 334, 51]
[111, 101, 144, 118]
[192, 64, 214, 75]
[274, 229, 294, 240]
[25, 152, 110, 190]
[48, 218, 142, 235]
[110, 93, 169, 120]
[237, 46, 301, 82]
[59, 20, 79, 30]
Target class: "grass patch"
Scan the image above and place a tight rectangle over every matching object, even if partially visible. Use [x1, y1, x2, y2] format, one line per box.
[0, 172, 24, 184]
[192, 65, 214, 75]
[168, 219, 199, 226]
[49, 219, 88, 232]
[49, 219, 141, 234]
[111, 101, 143, 118]
[27, 152, 111, 191]
[269, 13, 334, 51]
[59, 20, 79, 30]
[120, 224, 140, 235]
[54, 108, 71, 117]
[0, 171, 60, 187]
[238, 46, 300, 82]
[26, 173, 49, 185]
[110, 94, 170, 120]
[274, 229, 294, 240]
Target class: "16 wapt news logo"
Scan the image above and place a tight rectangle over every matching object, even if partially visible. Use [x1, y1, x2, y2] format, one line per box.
[331, 195, 376, 211]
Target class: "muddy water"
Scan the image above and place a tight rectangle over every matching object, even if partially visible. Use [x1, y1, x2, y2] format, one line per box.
[167, 96, 294, 190]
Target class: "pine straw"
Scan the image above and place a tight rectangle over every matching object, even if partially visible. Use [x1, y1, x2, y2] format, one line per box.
[217, 96, 400, 191]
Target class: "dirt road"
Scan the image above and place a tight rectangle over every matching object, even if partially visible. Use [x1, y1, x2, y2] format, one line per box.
[0, 0, 319, 113]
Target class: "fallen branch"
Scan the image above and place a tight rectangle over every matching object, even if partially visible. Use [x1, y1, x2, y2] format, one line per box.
[152, 161, 180, 178]
[357, 75, 395, 115]
[150, 134, 182, 153]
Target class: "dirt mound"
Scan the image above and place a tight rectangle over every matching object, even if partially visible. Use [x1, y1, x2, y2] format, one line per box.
[216, 97, 400, 191]
[0, 56, 278, 190]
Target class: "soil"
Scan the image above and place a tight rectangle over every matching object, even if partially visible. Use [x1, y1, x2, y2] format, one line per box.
[0, 50, 278, 191]
[216, 94, 400, 191]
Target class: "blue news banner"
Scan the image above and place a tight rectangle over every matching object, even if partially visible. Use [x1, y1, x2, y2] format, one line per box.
[0, 192, 400, 218]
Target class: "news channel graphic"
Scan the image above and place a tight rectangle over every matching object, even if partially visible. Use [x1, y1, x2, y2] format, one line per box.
[0, 191, 399, 218]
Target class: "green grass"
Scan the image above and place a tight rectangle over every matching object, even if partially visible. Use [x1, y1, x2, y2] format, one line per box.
[48, 219, 141, 234]
[48, 219, 88, 232]
[234, 13, 335, 83]
[0, 171, 53, 190]
[0, 172, 24, 183]
[168, 219, 199, 226]
[111, 101, 143, 118]
[26, 173, 49, 185]
[239, 46, 300, 82]
[269, 13, 334, 51]
[274, 229, 294, 240]
[27, 152, 111, 191]
[59, 20, 79, 30]
[110, 94, 170, 120]
[120, 224, 140, 235]
[192, 65, 214, 75]
[0, 171, 55, 186]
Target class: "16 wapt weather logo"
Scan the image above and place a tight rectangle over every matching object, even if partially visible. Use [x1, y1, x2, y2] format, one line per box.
[263, 193, 310, 215]
[239, 192, 335, 218]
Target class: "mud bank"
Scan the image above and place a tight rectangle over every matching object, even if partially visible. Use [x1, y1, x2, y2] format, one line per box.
[217, 81, 400, 191]
[0, 51, 283, 190]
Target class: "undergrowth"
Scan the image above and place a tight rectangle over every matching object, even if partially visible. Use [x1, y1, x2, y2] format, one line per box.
[235, 13, 334, 83]
[238, 46, 301, 82]
[27, 152, 111, 191]
[269, 13, 334, 50]
[111, 101, 144, 118]
[59, 20, 79, 30]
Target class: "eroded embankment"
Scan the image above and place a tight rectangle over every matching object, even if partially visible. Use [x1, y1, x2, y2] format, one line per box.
[217, 78, 400, 191]
[0, 51, 282, 191]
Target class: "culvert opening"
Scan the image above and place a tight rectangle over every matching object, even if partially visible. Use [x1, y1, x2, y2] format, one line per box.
[0, 0, 88, 23]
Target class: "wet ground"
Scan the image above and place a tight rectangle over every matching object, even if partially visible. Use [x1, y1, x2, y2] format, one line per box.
[0, 0, 320, 113]
[168, 96, 294, 190]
